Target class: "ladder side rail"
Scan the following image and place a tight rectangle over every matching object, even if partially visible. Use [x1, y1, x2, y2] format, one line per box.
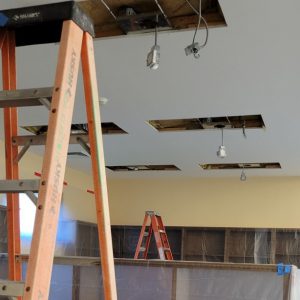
[143, 225, 153, 259]
[157, 216, 173, 260]
[81, 31, 117, 299]
[1, 29, 22, 282]
[150, 215, 166, 260]
[23, 21, 83, 300]
[134, 214, 149, 259]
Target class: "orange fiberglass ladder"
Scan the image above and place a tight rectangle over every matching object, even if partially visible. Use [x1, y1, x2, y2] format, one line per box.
[0, 2, 117, 299]
[134, 211, 173, 260]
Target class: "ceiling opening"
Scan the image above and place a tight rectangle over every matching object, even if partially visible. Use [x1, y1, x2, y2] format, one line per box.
[200, 163, 281, 170]
[67, 152, 88, 157]
[148, 114, 265, 132]
[21, 122, 127, 135]
[107, 165, 180, 171]
[79, 0, 226, 38]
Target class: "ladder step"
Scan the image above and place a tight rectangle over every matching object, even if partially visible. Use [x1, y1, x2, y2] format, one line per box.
[0, 279, 24, 297]
[159, 230, 165, 233]
[0, 87, 53, 108]
[139, 247, 146, 252]
[13, 133, 89, 146]
[164, 248, 171, 251]
[0, 179, 40, 193]
[143, 232, 149, 237]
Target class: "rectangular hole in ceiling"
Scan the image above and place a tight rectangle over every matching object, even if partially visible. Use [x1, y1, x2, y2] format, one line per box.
[107, 165, 180, 171]
[67, 152, 88, 157]
[79, 0, 226, 38]
[200, 163, 281, 170]
[148, 115, 265, 132]
[21, 122, 127, 135]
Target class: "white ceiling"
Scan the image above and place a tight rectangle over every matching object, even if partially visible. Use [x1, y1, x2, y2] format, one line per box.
[0, 0, 300, 179]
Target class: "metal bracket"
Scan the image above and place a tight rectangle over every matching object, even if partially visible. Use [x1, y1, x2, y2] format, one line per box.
[13, 133, 89, 146]
[0, 179, 40, 193]
[14, 138, 32, 163]
[0, 280, 24, 298]
[25, 191, 38, 205]
[0, 87, 52, 108]
[38, 97, 51, 110]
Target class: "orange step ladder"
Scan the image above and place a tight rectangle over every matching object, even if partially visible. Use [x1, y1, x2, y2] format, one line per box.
[134, 211, 173, 260]
[0, 2, 117, 299]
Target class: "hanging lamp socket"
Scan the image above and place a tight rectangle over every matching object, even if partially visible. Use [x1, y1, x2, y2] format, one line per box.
[147, 45, 160, 70]
[240, 169, 247, 181]
[217, 145, 226, 158]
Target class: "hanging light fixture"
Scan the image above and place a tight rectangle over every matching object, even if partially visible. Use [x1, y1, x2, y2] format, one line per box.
[240, 165, 247, 181]
[147, 15, 160, 70]
[184, 0, 209, 59]
[216, 127, 226, 158]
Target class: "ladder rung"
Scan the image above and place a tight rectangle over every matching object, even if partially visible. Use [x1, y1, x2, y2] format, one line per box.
[164, 248, 171, 251]
[139, 247, 146, 252]
[0, 87, 53, 108]
[159, 230, 165, 233]
[12, 133, 89, 146]
[0, 279, 24, 297]
[143, 232, 149, 237]
[0, 179, 40, 193]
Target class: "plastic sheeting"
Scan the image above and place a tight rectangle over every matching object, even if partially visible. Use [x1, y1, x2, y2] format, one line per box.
[289, 266, 300, 300]
[254, 230, 270, 264]
[176, 268, 282, 300]
[2, 255, 300, 300]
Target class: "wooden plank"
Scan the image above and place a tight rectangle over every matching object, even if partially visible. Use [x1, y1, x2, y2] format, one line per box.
[23, 21, 83, 300]
[180, 228, 185, 260]
[282, 273, 290, 300]
[17, 254, 279, 272]
[1, 29, 22, 283]
[270, 229, 276, 264]
[224, 229, 230, 262]
[171, 267, 177, 300]
[81, 32, 117, 299]
[72, 266, 80, 300]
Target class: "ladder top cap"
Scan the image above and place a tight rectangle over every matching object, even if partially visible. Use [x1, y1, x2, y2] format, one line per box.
[0, 1, 95, 46]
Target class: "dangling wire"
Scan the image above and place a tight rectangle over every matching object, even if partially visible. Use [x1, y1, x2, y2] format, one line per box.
[221, 128, 224, 146]
[155, 14, 158, 46]
[185, 0, 209, 58]
[242, 120, 247, 138]
[240, 164, 247, 181]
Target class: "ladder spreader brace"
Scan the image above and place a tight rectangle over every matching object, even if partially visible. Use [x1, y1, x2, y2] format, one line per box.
[0, 1, 117, 299]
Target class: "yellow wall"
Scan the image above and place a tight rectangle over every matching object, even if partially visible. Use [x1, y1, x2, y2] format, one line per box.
[107, 177, 300, 228]
[1, 140, 300, 228]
